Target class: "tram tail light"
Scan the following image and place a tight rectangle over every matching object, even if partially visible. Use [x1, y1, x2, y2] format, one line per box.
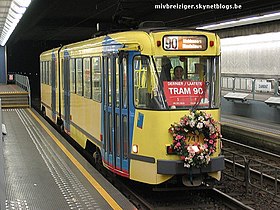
[132, 144, 138, 153]
[157, 40, 161, 47]
[210, 40, 214, 47]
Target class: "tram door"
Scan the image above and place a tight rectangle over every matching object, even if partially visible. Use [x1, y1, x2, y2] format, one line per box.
[103, 53, 129, 177]
[63, 54, 71, 132]
[51, 53, 56, 122]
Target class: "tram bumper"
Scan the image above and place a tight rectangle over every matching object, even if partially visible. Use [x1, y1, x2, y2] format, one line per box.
[157, 156, 225, 175]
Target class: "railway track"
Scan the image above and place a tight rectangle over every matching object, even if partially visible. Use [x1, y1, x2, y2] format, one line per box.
[113, 180, 255, 209]
[212, 188, 254, 210]
[222, 137, 280, 164]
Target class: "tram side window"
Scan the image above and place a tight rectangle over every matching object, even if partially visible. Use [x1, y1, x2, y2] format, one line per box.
[51, 59, 55, 87]
[45, 61, 49, 85]
[108, 57, 112, 105]
[83, 58, 91, 98]
[92, 57, 101, 101]
[48, 60, 52, 86]
[40, 62, 43, 83]
[133, 55, 157, 108]
[43, 61, 46, 84]
[115, 57, 120, 107]
[54, 60, 57, 88]
[44, 61, 47, 84]
[43, 62, 46, 84]
[40, 62, 44, 84]
[76, 58, 83, 96]
[61, 59, 64, 90]
[70, 59, 75, 93]
[46, 62, 49, 85]
[122, 57, 128, 108]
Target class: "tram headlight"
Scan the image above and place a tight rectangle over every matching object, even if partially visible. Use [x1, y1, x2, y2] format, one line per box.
[132, 144, 138, 153]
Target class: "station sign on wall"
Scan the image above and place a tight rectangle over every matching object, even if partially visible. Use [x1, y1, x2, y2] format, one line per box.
[255, 81, 271, 92]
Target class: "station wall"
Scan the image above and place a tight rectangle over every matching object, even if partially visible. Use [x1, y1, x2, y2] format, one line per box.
[0, 46, 6, 84]
[221, 32, 280, 76]
[219, 21, 280, 125]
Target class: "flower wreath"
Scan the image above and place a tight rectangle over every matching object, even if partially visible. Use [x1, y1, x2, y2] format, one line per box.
[168, 110, 221, 168]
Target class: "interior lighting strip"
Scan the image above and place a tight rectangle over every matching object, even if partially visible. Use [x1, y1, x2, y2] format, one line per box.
[221, 31, 280, 46]
[0, 0, 32, 46]
[196, 11, 280, 30]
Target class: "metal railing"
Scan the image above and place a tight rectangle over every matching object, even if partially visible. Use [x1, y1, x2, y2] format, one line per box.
[223, 149, 280, 198]
[248, 159, 280, 197]
[15, 74, 31, 107]
[221, 74, 280, 100]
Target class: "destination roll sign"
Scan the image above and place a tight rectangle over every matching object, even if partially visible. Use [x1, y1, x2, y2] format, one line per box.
[163, 35, 207, 51]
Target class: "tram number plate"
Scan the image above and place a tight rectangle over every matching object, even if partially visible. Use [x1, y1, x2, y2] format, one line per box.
[186, 134, 204, 144]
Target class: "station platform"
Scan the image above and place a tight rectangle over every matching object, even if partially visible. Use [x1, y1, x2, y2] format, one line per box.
[0, 108, 136, 210]
[0, 84, 30, 108]
[221, 114, 280, 154]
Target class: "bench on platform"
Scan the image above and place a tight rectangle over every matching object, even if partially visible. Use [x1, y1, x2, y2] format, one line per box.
[264, 97, 280, 108]
[224, 92, 249, 103]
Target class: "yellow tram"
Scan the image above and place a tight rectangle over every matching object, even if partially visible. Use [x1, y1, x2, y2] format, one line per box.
[40, 28, 224, 187]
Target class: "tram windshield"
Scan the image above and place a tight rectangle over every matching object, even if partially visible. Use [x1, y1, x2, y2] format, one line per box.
[133, 55, 220, 110]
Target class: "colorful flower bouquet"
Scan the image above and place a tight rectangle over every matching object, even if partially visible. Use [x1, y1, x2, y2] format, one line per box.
[169, 110, 222, 168]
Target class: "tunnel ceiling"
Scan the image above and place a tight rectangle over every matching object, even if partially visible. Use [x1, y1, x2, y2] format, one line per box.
[6, 0, 280, 45]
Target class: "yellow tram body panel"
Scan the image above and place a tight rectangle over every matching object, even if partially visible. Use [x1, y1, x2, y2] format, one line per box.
[68, 94, 102, 149]
[59, 36, 104, 57]
[40, 50, 53, 115]
[40, 48, 60, 122]
[130, 109, 221, 184]
[58, 39, 104, 150]
[130, 160, 171, 184]
[41, 84, 52, 115]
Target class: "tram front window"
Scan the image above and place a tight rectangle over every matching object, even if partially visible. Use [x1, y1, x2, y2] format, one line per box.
[133, 55, 166, 109]
[133, 55, 220, 110]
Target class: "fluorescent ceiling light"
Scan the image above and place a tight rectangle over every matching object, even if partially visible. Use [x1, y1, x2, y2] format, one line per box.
[221, 31, 280, 46]
[0, 0, 32, 46]
[11, 2, 27, 14]
[197, 11, 280, 30]
[15, 0, 31, 8]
